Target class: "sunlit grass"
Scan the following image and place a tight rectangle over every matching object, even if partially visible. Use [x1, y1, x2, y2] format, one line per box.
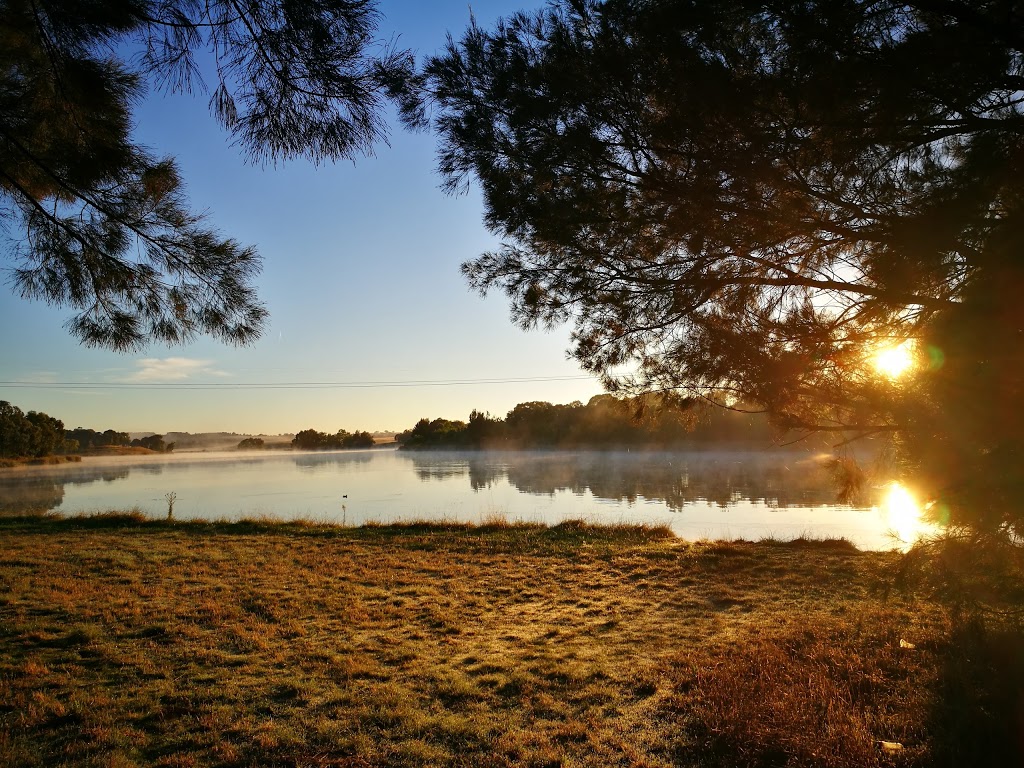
[0, 514, 1020, 766]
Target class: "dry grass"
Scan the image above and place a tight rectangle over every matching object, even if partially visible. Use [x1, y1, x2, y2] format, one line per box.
[0, 514, 1020, 767]
[82, 446, 159, 457]
[0, 455, 82, 468]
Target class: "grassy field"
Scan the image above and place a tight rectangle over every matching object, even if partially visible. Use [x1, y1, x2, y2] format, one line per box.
[0, 514, 1020, 767]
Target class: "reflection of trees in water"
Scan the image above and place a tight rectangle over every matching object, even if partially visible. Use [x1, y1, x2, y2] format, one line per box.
[0, 465, 132, 515]
[508, 453, 845, 509]
[414, 465, 466, 481]
[468, 460, 504, 491]
[407, 451, 845, 510]
[63, 467, 132, 485]
[412, 457, 508, 489]
[293, 452, 373, 471]
[0, 475, 65, 514]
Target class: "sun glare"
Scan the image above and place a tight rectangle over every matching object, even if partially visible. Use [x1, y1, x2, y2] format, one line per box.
[880, 482, 924, 549]
[873, 341, 915, 379]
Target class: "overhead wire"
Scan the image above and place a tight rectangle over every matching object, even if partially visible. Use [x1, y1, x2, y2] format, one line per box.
[0, 374, 600, 391]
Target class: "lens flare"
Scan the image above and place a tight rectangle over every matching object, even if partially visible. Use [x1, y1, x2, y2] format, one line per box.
[880, 482, 923, 549]
[873, 341, 915, 379]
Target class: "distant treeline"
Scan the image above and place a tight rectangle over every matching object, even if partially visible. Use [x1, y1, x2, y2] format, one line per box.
[171, 431, 294, 451]
[132, 435, 174, 452]
[0, 401, 175, 458]
[396, 395, 787, 450]
[291, 429, 375, 450]
[66, 427, 130, 450]
[68, 428, 173, 452]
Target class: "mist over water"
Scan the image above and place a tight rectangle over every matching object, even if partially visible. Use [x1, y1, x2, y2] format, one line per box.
[0, 448, 933, 549]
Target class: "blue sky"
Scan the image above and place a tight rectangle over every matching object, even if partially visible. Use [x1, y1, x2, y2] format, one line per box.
[0, 0, 605, 434]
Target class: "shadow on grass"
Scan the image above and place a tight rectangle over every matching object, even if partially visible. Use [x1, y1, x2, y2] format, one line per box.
[893, 530, 1024, 765]
[665, 615, 1024, 767]
[665, 543, 1024, 768]
[924, 620, 1024, 767]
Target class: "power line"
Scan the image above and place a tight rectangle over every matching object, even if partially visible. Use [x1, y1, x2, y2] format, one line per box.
[0, 374, 599, 391]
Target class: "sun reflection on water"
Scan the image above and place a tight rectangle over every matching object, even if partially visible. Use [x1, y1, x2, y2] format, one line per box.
[878, 482, 928, 550]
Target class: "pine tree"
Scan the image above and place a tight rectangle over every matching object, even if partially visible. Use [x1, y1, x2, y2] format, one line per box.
[0, 0, 414, 350]
[418, 0, 1024, 530]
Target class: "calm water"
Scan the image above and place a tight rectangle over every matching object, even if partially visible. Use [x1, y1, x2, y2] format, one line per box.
[0, 448, 933, 549]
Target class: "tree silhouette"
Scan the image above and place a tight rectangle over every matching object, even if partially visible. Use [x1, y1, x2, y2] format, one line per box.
[418, 0, 1024, 530]
[1, 0, 414, 349]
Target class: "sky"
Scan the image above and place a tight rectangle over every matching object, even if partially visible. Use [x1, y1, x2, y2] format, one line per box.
[0, 0, 606, 435]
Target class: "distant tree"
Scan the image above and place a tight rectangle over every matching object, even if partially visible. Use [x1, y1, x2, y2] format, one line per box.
[102, 429, 130, 447]
[1, 0, 415, 350]
[397, 417, 469, 449]
[505, 401, 582, 446]
[466, 409, 504, 447]
[0, 401, 72, 457]
[0, 401, 32, 458]
[132, 434, 168, 452]
[25, 410, 67, 456]
[292, 429, 329, 450]
[67, 428, 98, 450]
[342, 431, 375, 448]
[292, 427, 375, 449]
[420, 0, 1024, 531]
[237, 437, 265, 450]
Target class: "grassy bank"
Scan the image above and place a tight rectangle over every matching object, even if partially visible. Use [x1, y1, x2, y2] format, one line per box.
[80, 447, 160, 457]
[0, 514, 1020, 766]
[0, 446, 160, 468]
[0, 455, 82, 469]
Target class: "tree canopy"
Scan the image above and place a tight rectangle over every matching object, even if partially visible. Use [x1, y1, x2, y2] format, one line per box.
[0, 400, 73, 457]
[419, 0, 1024, 531]
[0, 0, 413, 350]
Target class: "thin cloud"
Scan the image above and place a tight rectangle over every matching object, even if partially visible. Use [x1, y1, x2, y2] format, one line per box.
[21, 371, 59, 384]
[128, 357, 228, 382]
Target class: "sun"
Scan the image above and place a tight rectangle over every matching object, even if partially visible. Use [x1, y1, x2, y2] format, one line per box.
[873, 340, 916, 379]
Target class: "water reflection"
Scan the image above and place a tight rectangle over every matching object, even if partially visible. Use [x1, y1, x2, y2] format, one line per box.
[0, 449, 936, 548]
[0, 465, 130, 515]
[294, 452, 373, 471]
[404, 451, 841, 511]
[0, 475, 65, 514]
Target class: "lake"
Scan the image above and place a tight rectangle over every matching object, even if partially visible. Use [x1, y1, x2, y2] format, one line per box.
[0, 447, 934, 549]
